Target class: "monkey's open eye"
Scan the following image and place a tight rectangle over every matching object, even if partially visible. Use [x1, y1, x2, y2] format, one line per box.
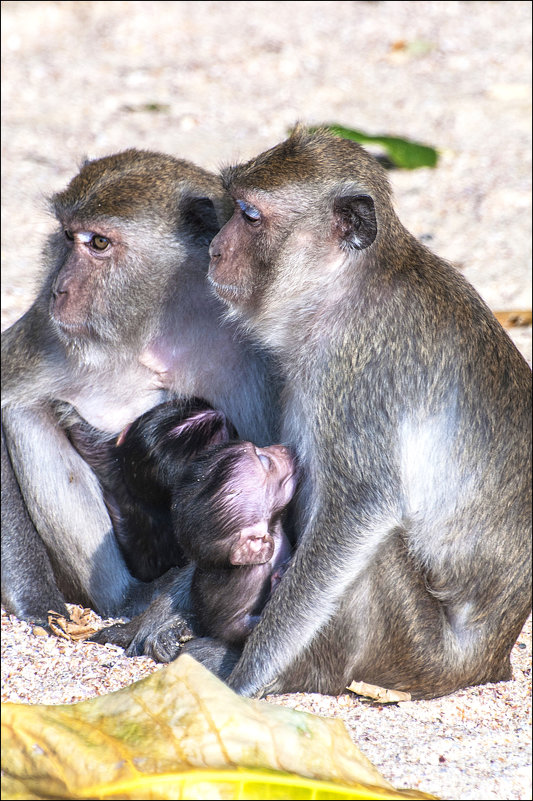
[237, 199, 261, 226]
[90, 235, 110, 251]
[64, 230, 74, 241]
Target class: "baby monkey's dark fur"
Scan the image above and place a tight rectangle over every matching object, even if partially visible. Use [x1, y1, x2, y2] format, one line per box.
[67, 398, 294, 650]
[174, 440, 294, 646]
[66, 398, 237, 582]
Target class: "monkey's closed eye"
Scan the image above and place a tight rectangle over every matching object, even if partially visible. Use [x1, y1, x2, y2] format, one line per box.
[237, 199, 261, 226]
[257, 452, 271, 470]
[90, 235, 110, 251]
[64, 230, 74, 241]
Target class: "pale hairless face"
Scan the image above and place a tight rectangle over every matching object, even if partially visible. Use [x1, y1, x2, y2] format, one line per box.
[208, 442, 297, 567]
[225, 443, 296, 523]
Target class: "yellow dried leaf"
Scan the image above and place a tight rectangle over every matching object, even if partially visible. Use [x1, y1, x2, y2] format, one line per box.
[69, 607, 94, 625]
[30, 626, 49, 638]
[347, 681, 412, 704]
[2, 655, 436, 800]
[494, 309, 532, 328]
[47, 607, 99, 642]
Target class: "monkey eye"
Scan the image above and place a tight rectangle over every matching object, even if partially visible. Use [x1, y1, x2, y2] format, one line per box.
[64, 230, 74, 241]
[237, 199, 261, 226]
[257, 452, 271, 470]
[90, 235, 110, 251]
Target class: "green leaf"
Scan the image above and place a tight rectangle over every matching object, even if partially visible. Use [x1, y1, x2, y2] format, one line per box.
[310, 125, 439, 169]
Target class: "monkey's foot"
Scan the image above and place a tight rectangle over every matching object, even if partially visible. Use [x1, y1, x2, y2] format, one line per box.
[89, 621, 137, 650]
[89, 614, 194, 662]
[141, 619, 195, 662]
[180, 637, 241, 680]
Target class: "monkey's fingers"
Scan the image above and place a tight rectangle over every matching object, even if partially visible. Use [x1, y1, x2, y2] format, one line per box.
[138, 616, 195, 663]
[89, 621, 137, 650]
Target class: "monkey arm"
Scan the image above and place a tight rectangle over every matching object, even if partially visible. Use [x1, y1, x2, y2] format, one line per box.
[1, 427, 68, 623]
[1, 307, 62, 409]
[2, 404, 142, 618]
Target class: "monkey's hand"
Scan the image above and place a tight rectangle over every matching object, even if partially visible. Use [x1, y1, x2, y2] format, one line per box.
[90, 611, 194, 662]
[90, 564, 196, 662]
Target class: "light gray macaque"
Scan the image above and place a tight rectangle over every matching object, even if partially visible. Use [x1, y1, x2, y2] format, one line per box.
[195, 127, 531, 699]
[1, 149, 279, 624]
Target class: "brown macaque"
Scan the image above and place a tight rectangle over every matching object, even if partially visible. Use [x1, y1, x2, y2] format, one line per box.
[64, 398, 237, 582]
[1, 149, 280, 625]
[194, 126, 531, 699]
[174, 441, 295, 647]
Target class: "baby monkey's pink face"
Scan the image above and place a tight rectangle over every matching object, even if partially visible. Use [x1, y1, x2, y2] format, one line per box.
[231, 442, 297, 518]
[252, 443, 297, 508]
[221, 441, 297, 567]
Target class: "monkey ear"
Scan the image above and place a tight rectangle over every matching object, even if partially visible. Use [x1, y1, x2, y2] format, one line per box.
[115, 421, 132, 447]
[332, 194, 377, 250]
[169, 408, 234, 448]
[180, 196, 220, 243]
[230, 523, 274, 566]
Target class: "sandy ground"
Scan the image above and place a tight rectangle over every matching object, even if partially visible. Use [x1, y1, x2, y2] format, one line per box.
[1, 2, 531, 800]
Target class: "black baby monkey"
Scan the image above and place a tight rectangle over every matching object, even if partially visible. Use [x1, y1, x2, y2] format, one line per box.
[66, 398, 237, 582]
[68, 399, 296, 646]
[174, 440, 296, 646]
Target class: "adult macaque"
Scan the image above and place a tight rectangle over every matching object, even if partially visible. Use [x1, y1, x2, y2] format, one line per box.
[65, 398, 237, 582]
[174, 440, 295, 646]
[198, 126, 531, 699]
[1, 149, 279, 625]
